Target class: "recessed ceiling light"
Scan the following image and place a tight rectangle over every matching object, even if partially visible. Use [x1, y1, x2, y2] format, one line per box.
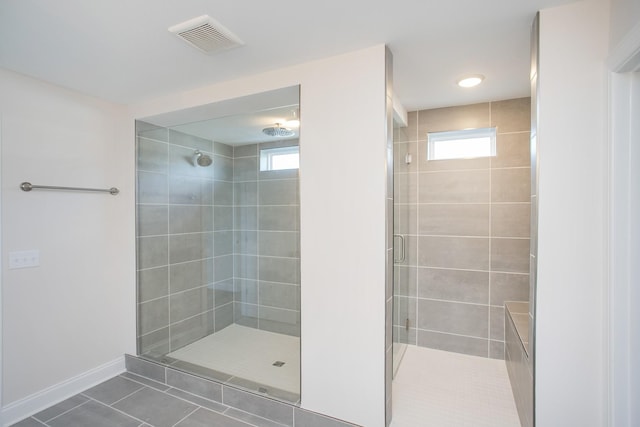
[457, 75, 485, 88]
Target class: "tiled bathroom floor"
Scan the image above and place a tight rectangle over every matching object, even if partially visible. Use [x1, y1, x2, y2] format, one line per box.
[167, 324, 300, 395]
[10, 372, 287, 427]
[392, 345, 521, 427]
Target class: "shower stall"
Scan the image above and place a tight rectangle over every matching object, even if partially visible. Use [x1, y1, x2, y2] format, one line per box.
[135, 87, 301, 403]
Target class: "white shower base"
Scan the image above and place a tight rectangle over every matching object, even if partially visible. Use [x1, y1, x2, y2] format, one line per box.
[167, 324, 300, 395]
[392, 345, 521, 427]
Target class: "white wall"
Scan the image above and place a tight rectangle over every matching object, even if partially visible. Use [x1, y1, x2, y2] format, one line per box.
[0, 69, 135, 422]
[130, 45, 388, 427]
[537, 1, 610, 425]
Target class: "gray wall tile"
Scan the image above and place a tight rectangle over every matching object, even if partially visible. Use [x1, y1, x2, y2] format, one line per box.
[417, 330, 488, 358]
[234, 157, 258, 181]
[213, 180, 233, 205]
[418, 102, 490, 134]
[138, 205, 168, 236]
[491, 168, 531, 202]
[138, 138, 168, 173]
[169, 233, 214, 264]
[234, 181, 258, 206]
[493, 132, 530, 168]
[214, 206, 233, 231]
[259, 206, 299, 231]
[139, 298, 169, 335]
[490, 306, 505, 341]
[213, 155, 233, 182]
[418, 170, 489, 203]
[393, 111, 417, 143]
[138, 267, 169, 302]
[169, 130, 213, 152]
[417, 299, 488, 338]
[491, 98, 531, 133]
[214, 141, 233, 157]
[170, 312, 213, 351]
[214, 303, 233, 331]
[258, 179, 299, 205]
[490, 272, 530, 305]
[170, 205, 212, 234]
[235, 230, 258, 255]
[137, 236, 168, 270]
[169, 259, 213, 293]
[214, 255, 234, 282]
[259, 282, 299, 310]
[394, 173, 418, 204]
[418, 236, 490, 270]
[418, 204, 489, 236]
[138, 172, 168, 204]
[137, 122, 169, 142]
[235, 206, 258, 230]
[258, 231, 299, 258]
[170, 287, 213, 323]
[169, 176, 213, 205]
[234, 279, 258, 304]
[259, 257, 300, 284]
[234, 143, 257, 157]
[213, 230, 233, 256]
[491, 203, 530, 238]
[418, 268, 489, 304]
[138, 327, 170, 357]
[491, 238, 530, 273]
[214, 279, 234, 307]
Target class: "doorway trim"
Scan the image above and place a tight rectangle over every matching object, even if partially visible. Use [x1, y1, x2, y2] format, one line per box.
[605, 20, 640, 427]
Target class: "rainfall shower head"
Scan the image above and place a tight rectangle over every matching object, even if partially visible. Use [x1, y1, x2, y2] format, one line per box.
[262, 123, 294, 138]
[193, 150, 213, 167]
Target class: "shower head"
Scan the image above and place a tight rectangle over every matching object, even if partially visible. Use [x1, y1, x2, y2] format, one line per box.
[194, 150, 213, 167]
[262, 123, 294, 138]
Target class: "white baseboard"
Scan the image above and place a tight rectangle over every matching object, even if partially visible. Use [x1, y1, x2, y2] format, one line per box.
[1, 356, 126, 426]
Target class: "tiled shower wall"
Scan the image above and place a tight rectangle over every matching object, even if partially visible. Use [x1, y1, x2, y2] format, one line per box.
[232, 140, 301, 337]
[136, 122, 235, 358]
[137, 123, 301, 358]
[393, 98, 531, 359]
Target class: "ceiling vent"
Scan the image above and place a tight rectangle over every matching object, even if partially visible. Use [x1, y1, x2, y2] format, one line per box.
[169, 15, 244, 54]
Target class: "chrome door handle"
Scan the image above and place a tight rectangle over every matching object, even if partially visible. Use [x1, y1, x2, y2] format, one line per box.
[393, 234, 406, 263]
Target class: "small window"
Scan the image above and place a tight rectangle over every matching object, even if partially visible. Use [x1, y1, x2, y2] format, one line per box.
[260, 146, 300, 171]
[427, 127, 496, 161]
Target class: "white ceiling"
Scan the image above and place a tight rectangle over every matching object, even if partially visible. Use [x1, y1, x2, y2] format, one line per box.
[0, 0, 576, 111]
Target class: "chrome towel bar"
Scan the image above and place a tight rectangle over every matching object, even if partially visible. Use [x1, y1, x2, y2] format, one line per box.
[20, 182, 120, 195]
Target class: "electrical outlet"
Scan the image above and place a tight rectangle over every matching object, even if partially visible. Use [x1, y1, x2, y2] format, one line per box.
[9, 250, 40, 269]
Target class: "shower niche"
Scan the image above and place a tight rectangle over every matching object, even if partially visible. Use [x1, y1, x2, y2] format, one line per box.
[135, 86, 301, 403]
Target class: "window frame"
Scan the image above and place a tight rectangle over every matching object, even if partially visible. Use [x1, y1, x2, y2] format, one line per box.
[426, 127, 497, 161]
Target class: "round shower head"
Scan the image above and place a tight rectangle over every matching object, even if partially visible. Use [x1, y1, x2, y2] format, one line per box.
[262, 123, 294, 138]
[194, 150, 213, 167]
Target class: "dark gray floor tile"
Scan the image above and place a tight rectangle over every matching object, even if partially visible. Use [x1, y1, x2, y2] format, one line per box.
[83, 376, 144, 405]
[223, 386, 293, 426]
[9, 417, 46, 427]
[113, 387, 198, 427]
[167, 368, 222, 402]
[125, 355, 166, 383]
[120, 372, 171, 391]
[224, 408, 288, 427]
[33, 394, 88, 422]
[47, 401, 140, 427]
[166, 387, 228, 413]
[226, 376, 299, 403]
[176, 408, 253, 427]
[294, 408, 357, 426]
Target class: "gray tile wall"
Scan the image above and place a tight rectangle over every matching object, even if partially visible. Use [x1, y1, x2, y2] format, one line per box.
[393, 98, 531, 359]
[232, 140, 301, 337]
[136, 121, 234, 358]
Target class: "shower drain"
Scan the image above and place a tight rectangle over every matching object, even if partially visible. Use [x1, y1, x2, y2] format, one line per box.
[272, 361, 285, 367]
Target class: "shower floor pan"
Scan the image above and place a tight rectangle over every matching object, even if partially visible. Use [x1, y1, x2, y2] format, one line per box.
[167, 324, 300, 400]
